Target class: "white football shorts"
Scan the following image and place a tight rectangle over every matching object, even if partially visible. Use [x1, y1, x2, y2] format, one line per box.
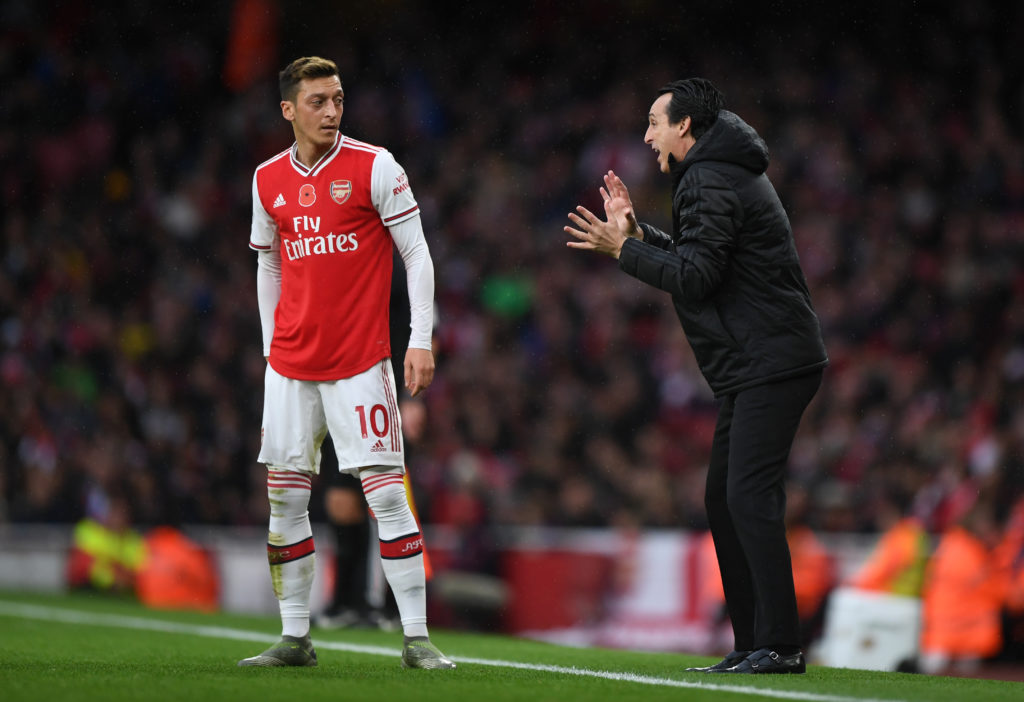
[258, 359, 405, 475]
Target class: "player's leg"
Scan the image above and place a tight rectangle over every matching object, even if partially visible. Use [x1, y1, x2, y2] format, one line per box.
[360, 467, 425, 631]
[364, 397, 429, 632]
[239, 365, 323, 667]
[359, 465, 453, 668]
[322, 359, 454, 669]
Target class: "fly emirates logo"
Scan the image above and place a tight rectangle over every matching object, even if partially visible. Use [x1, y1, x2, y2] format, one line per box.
[284, 216, 357, 261]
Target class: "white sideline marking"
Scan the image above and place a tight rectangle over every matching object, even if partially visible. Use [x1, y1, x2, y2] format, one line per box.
[0, 600, 903, 702]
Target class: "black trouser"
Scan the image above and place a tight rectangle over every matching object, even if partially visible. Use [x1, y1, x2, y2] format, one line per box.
[705, 370, 822, 651]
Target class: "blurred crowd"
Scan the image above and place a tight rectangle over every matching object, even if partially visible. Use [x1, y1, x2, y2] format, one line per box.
[2, 0, 1024, 652]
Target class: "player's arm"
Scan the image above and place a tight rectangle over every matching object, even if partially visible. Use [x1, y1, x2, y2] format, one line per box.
[249, 171, 281, 358]
[256, 250, 281, 358]
[390, 215, 435, 397]
[372, 151, 435, 397]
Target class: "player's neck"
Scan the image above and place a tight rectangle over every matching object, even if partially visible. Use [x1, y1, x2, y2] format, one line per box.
[294, 136, 335, 168]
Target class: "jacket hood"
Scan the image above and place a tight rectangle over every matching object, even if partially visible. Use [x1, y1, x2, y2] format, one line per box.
[670, 110, 769, 181]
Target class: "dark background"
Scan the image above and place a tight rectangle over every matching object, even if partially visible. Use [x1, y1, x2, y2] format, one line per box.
[1, 0, 1022, 555]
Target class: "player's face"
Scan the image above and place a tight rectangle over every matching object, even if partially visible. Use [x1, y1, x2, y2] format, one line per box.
[644, 93, 687, 174]
[282, 75, 344, 152]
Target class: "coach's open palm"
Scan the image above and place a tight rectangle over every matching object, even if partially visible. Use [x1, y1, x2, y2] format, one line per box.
[601, 170, 642, 240]
[565, 170, 641, 259]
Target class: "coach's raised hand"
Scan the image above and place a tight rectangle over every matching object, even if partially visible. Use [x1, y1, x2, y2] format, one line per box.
[565, 170, 639, 259]
[601, 170, 642, 240]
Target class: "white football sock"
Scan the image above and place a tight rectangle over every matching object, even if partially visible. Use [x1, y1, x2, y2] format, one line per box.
[362, 468, 428, 638]
[266, 468, 315, 638]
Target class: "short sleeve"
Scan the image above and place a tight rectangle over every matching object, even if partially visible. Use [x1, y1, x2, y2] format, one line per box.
[371, 150, 420, 227]
[249, 171, 278, 251]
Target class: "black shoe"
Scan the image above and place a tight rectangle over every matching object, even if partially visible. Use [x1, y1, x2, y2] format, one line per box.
[685, 650, 751, 673]
[715, 648, 806, 674]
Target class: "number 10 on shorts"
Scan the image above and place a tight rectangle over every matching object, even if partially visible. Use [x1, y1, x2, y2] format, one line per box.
[354, 404, 390, 439]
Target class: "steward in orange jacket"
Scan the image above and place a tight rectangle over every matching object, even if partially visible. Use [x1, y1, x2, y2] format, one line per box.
[920, 507, 1006, 663]
[995, 498, 1024, 614]
[850, 517, 930, 597]
[135, 526, 220, 612]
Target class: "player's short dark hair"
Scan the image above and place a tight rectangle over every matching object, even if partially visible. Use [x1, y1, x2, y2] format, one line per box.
[657, 78, 724, 140]
[279, 56, 340, 102]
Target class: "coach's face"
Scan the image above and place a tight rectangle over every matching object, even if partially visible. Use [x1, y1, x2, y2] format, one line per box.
[644, 93, 690, 174]
[282, 75, 344, 154]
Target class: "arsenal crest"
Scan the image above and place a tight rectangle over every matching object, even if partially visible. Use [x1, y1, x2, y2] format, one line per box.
[331, 180, 352, 205]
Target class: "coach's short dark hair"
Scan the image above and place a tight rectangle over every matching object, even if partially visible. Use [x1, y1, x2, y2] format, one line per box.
[658, 78, 724, 140]
[279, 56, 340, 102]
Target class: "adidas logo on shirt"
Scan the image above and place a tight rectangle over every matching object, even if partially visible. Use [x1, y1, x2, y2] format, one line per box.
[273, 193, 286, 208]
[370, 439, 386, 453]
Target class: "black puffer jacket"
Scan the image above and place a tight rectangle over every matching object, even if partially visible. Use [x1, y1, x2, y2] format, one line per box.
[619, 110, 828, 397]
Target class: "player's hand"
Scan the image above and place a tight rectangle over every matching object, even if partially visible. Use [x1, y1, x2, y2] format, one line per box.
[601, 170, 642, 240]
[404, 347, 435, 397]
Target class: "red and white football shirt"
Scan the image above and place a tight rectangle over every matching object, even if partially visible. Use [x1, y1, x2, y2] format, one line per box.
[250, 132, 420, 380]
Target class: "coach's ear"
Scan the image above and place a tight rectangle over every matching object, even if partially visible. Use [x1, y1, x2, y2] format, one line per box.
[281, 100, 295, 122]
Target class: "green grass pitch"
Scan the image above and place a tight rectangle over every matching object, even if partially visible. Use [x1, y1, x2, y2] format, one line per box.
[0, 590, 1021, 702]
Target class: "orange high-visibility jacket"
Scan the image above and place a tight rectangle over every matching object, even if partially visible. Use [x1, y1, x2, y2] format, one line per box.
[920, 526, 1006, 658]
[850, 518, 930, 597]
[135, 527, 220, 612]
[787, 525, 836, 618]
[995, 500, 1024, 614]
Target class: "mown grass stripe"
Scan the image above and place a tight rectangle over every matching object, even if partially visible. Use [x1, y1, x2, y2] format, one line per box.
[0, 600, 904, 702]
